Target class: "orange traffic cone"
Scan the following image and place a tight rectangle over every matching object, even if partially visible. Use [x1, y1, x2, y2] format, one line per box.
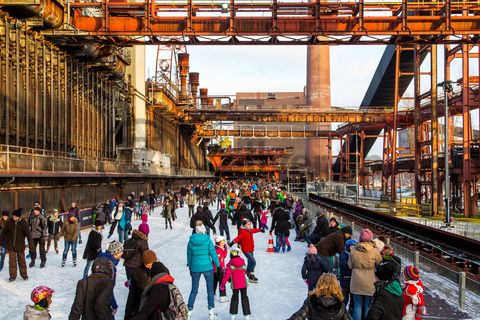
[266, 233, 275, 253]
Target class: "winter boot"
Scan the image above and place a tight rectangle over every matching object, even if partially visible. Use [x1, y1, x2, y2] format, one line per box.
[245, 315, 251, 320]
[208, 308, 216, 320]
[287, 245, 292, 252]
[230, 315, 237, 320]
[220, 296, 230, 303]
[40, 261, 46, 268]
[61, 261, 66, 267]
[55, 248, 59, 254]
[73, 260, 77, 267]
[29, 260, 35, 268]
[187, 309, 193, 320]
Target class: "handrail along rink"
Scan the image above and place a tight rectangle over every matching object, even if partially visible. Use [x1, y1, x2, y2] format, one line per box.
[308, 193, 480, 280]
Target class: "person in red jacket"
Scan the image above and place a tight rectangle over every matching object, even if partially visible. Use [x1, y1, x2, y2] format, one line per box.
[220, 248, 251, 320]
[213, 236, 229, 303]
[228, 219, 263, 283]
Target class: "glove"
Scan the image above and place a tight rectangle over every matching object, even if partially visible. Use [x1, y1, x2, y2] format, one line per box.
[260, 228, 265, 233]
[227, 241, 234, 247]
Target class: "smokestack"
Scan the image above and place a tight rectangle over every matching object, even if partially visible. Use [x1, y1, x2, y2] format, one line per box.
[305, 43, 331, 181]
[189, 72, 200, 106]
[199, 88, 208, 109]
[178, 53, 190, 101]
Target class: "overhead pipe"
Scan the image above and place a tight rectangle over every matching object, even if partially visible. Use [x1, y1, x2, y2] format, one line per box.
[0, 0, 64, 28]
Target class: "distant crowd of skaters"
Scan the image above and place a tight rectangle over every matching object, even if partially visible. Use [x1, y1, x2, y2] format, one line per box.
[0, 179, 427, 320]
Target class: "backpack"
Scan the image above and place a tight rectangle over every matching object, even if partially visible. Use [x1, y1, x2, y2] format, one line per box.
[122, 238, 138, 261]
[160, 283, 189, 320]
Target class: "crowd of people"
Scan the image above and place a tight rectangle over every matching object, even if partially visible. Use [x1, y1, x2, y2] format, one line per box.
[0, 179, 427, 320]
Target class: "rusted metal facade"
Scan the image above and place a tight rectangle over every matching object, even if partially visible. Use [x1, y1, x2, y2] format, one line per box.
[0, 16, 131, 160]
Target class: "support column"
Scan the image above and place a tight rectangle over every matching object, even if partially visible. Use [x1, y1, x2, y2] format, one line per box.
[414, 46, 422, 206]
[431, 45, 439, 216]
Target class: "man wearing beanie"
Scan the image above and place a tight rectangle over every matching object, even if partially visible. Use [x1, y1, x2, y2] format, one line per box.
[125, 250, 158, 319]
[365, 260, 403, 320]
[97, 240, 123, 316]
[315, 225, 353, 269]
[131, 261, 188, 320]
[402, 266, 426, 320]
[0, 209, 34, 281]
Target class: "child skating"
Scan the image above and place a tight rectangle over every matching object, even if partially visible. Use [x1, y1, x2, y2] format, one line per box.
[220, 248, 251, 320]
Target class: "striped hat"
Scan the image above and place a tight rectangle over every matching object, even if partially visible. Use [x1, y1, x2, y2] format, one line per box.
[404, 265, 420, 281]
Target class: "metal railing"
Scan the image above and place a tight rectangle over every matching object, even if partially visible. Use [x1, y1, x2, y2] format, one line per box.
[0, 144, 213, 178]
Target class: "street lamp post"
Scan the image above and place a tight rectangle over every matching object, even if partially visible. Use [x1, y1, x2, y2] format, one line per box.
[438, 80, 453, 227]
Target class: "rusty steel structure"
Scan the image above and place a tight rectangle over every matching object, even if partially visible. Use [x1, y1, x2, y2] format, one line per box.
[207, 146, 293, 179]
[334, 44, 480, 218]
[34, 0, 480, 46]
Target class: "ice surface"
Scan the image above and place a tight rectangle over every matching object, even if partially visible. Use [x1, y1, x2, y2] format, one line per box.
[0, 205, 306, 319]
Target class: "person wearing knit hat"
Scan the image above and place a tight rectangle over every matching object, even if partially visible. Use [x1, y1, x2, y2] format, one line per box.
[124, 250, 159, 318]
[0, 208, 34, 281]
[359, 228, 374, 243]
[402, 266, 426, 320]
[107, 240, 124, 258]
[138, 223, 150, 237]
[142, 250, 157, 267]
[186, 218, 220, 319]
[348, 228, 382, 320]
[301, 244, 332, 291]
[366, 260, 403, 320]
[404, 266, 420, 281]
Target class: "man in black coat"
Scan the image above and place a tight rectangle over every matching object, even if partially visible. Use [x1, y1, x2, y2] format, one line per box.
[82, 221, 104, 279]
[131, 262, 177, 320]
[315, 226, 352, 258]
[190, 206, 216, 234]
[0, 209, 34, 281]
[366, 260, 403, 320]
[232, 204, 254, 230]
[308, 212, 330, 245]
[69, 256, 115, 320]
[202, 202, 215, 235]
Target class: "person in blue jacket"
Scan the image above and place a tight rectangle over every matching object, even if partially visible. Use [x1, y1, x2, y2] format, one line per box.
[187, 223, 220, 320]
[339, 239, 357, 314]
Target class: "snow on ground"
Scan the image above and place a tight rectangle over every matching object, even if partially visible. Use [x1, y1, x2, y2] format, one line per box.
[0, 204, 307, 320]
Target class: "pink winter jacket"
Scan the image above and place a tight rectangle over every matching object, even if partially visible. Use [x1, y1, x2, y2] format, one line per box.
[220, 256, 247, 290]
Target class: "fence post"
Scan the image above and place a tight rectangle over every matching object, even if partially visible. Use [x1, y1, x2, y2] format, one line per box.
[414, 251, 420, 268]
[351, 221, 355, 233]
[458, 272, 466, 309]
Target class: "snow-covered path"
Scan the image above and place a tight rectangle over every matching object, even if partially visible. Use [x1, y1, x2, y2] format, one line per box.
[0, 205, 307, 320]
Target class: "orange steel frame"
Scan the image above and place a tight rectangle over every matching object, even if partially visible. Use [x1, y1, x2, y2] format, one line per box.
[56, 1, 480, 45]
[339, 43, 480, 218]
